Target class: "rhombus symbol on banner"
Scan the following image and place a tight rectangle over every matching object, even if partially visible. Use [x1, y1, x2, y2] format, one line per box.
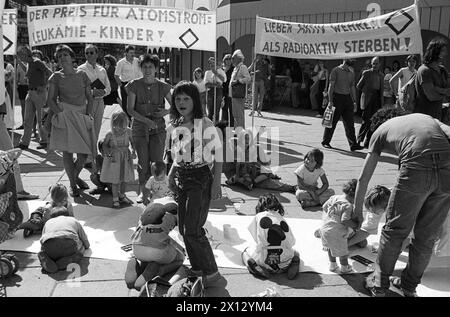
[179, 28, 199, 49]
[384, 9, 414, 36]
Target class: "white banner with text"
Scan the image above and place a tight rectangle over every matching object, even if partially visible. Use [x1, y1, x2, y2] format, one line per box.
[27, 4, 216, 51]
[2, 9, 17, 55]
[255, 4, 423, 59]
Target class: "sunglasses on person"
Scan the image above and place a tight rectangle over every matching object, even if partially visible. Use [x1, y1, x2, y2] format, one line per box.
[85, 51, 96, 55]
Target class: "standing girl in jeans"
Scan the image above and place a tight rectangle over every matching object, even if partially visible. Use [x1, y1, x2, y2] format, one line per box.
[166, 81, 223, 288]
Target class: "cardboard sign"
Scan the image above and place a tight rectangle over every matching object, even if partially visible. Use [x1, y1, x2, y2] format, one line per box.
[2, 9, 17, 56]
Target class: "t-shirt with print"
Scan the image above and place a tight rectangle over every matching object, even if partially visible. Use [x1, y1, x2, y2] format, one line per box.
[361, 211, 383, 235]
[166, 117, 219, 169]
[145, 176, 171, 200]
[294, 164, 325, 187]
[368, 113, 450, 164]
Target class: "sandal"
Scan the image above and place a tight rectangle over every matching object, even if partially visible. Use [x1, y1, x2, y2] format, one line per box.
[119, 195, 133, 205]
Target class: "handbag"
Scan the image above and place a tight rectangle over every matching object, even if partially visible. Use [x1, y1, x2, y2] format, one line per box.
[322, 106, 335, 128]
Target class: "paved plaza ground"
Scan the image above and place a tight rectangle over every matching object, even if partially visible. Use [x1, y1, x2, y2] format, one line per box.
[1, 103, 404, 298]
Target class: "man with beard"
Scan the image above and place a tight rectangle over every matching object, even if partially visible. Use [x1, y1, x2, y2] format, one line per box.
[321, 59, 363, 152]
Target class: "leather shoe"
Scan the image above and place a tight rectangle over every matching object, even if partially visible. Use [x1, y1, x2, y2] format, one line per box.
[37, 143, 47, 150]
[76, 178, 90, 190]
[321, 142, 332, 149]
[350, 144, 364, 151]
[69, 186, 80, 197]
[16, 143, 28, 150]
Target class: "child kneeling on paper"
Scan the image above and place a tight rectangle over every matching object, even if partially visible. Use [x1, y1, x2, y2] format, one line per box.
[125, 196, 185, 290]
[347, 185, 391, 249]
[242, 193, 300, 280]
[38, 206, 90, 274]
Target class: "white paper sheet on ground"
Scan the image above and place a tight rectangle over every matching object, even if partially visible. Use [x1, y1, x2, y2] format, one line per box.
[1, 201, 448, 296]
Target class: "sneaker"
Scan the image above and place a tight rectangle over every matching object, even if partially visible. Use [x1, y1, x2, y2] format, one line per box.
[119, 195, 133, 205]
[321, 142, 332, 149]
[389, 276, 418, 297]
[36, 143, 47, 150]
[329, 262, 339, 272]
[38, 252, 58, 274]
[16, 125, 24, 130]
[136, 194, 144, 204]
[350, 144, 364, 151]
[76, 178, 90, 190]
[257, 111, 263, 117]
[17, 191, 39, 200]
[339, 264, 353, 274]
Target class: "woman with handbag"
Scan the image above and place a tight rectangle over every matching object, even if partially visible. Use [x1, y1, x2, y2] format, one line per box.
[229, 50, 251, 129]
[126, 54, 171, 204]
[47, 44, 96, 197]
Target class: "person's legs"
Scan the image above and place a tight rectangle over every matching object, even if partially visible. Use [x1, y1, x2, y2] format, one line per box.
[232, 98, 245, 129]
[295, 189, 313, 203]
[322, 94, 345, 146]
[287, 250, 300, 280]
[111, 183, 120, 207]
[125, 257, 144, 289]
[34, 90, 48, 145]
[318, 188, 335, 205]
[242, 249, 270, 278]
[206, 89, 214, 121]
[400, 178, 450, 293]
[20, 91, 37, 146]
[133, 135, 150, 198]
[92, 99, 105, 144]
[328, 249, 338, 272]
[55, 252, 83, 271]
[309, 80, 319, 110]
[340, 95, 358, 149]
[374, 165, 432, 291]
[63, 152, 77, 190]
[257, 81, 265, 113]
[214, 89, 223, 123]
[291, 82, 300, 108]
[317, 80, 326, 115]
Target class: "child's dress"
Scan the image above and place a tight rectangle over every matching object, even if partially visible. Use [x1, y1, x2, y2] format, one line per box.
[247, 210, 296, 273]
[100, 131, 135, 184]
[320, 195, 354, 257]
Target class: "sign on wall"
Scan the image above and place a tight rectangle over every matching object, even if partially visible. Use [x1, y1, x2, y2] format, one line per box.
[27, 4, 216, 52]
[2, 9, 17, 55]
[255, 4, 423, 59]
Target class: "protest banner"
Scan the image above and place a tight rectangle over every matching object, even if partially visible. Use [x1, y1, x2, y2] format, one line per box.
[2, 9, 17, 55]
[255, 4, 422, 59]
[27, 4, 216, 51]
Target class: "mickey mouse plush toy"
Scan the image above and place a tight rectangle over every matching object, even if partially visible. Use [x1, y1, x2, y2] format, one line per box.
[242, 193, 300, 280]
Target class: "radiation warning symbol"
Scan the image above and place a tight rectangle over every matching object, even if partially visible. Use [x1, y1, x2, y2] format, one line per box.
[384, 9, 414, 36]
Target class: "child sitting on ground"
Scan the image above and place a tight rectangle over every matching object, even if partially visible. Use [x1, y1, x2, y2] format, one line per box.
[319, 179, 358, 274]
[294, 148, 335, 208]
[347, 185, 391, 249]
[242, 193, 300, 280]
[144, 161, 171, 205]
[38, 206, 90, 274]
[18, 183, 75, 237]
[125, 196, 185, 291]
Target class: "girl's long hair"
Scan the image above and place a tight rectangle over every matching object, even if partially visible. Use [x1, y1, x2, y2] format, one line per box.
[255, 193, 285, 216]
[110, 111, 129, 131]
[423, 38, 447, 65]
[170, 81, 204, 124]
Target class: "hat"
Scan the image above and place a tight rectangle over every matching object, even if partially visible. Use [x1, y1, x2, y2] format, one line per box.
[140, 196, 178, 226]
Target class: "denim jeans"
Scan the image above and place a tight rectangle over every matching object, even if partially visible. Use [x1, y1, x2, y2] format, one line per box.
[172, 165, 218, 275]
[375, 153, 450, 291]
[357, 91, 381, 147]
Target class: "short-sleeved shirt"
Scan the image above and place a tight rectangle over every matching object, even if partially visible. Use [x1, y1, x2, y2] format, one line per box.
[27, 58, 50, 88]
[16, 61, 28, 85]
[204, 68, 227, 87]
[126, 78, 171, 137]
[415, 64, 448, 112]
[167, 117, 218, 168]
[49, 70, 91, 107]
[361, 211, 383, 235]
[41, 216, 90, 252]
[115, 57, 142, 82]
[294, 164, 325, 187]
[192, 79, 206, 93]
[368, 113, 450, 164]
[330, 65, 355, 95]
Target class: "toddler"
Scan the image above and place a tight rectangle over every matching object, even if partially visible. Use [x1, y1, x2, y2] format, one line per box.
[100, 111, 136, 208]
[89, 139, 112, 195]
[348, 185, 391, 248]
[18, 183, 74, 237]
[38, 206, 90, 273]
[295, 148, 335, 208]
[144, 161, 171, 204]
[320, 179, 358, 274]
[242, 193, 300, 280]
[126, 196, 185, 290]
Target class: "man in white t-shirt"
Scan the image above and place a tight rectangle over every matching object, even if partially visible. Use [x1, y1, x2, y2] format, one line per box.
[114, 45, 142, 118]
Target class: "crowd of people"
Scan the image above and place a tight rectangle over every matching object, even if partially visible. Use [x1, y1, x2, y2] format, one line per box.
[1, 36, 450, 297]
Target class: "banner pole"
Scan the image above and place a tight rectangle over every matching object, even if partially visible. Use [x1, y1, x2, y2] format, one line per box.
[10, 55, 17, 140]
[251, 17, 258, 130]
